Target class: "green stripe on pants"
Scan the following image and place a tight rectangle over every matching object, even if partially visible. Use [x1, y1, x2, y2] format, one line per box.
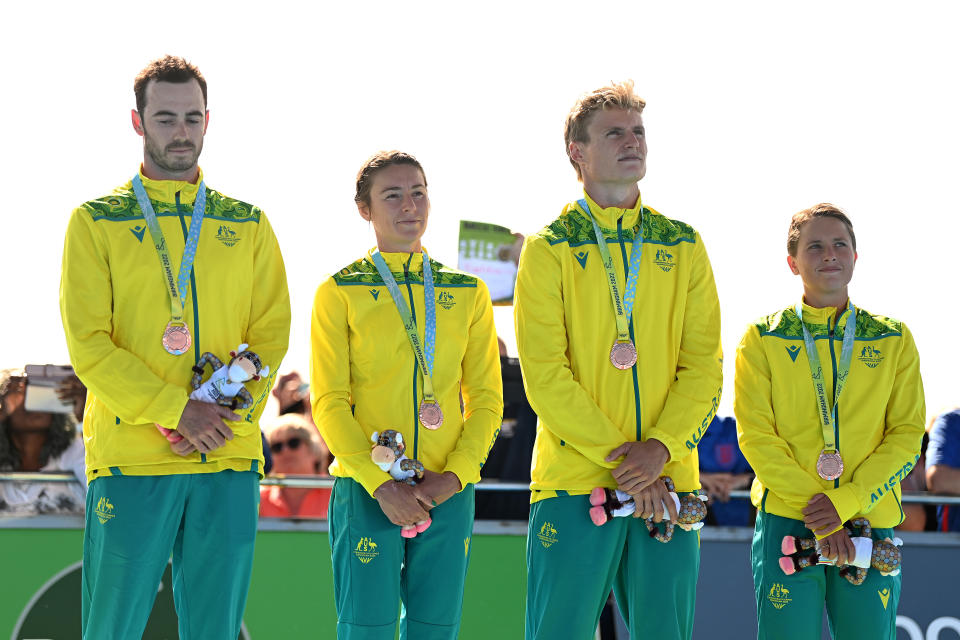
[526, 493, 699, 640]
[752, 511, 901, 640]
[82, 470, 259, 640]
[328, 477, 475, 640]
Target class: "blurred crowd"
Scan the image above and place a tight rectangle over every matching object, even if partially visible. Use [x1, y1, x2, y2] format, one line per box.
[2, 361, 958, 532]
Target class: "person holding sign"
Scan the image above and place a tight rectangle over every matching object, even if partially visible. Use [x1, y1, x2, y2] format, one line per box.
[310, 150, 502, 639]
[514, 82, 722, 639]
[59, 55, 290, 639]
[734, 204, 924, 639]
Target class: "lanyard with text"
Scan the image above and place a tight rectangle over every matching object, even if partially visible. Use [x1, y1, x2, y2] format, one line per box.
[577, 198, 644, 370]
[370, 250, 443, 430]
[796, 301, 856, 481]
[131, 174, 207, 356]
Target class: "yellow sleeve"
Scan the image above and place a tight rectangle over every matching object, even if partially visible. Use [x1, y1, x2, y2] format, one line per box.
[443, 279, 503, 488]
[646, 233, 724, 461]
[734, 324, 824, 513]
[59, 208, 189, 427]
[824, 324, 925, 523]
[310, 278, 390, 496]
[236, 211, 291, 423]
[514, 236, 622, 469]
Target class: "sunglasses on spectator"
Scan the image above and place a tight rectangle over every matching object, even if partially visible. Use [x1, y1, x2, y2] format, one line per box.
[270, 437, 303, 454]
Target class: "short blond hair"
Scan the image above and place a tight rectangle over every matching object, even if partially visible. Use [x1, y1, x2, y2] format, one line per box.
[565, 81, 646, 180]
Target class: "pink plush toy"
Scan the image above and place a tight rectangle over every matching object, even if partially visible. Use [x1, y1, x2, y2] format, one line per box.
[588, 476, 708, 543]
[779, 517, 902, 585]
[371, 429, 431, 538]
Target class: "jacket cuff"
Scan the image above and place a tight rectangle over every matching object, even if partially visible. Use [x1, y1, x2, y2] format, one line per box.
[443, 452, 480, 493]
[152, 386, 191, 430]
[645, 431, 685, 464]
[825, 484, 861, 525]
[355, 463, 393, 497]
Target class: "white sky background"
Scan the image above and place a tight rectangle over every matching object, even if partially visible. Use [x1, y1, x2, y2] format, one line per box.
[2, 1, 958, 420]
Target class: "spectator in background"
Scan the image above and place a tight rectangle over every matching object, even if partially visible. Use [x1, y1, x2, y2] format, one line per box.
[697, 415, 754, 526]
[273, 370, 311, 415]
[260, 413, 331, 518]
[0, 368, 86, 514]
[926, 408, 960, 531]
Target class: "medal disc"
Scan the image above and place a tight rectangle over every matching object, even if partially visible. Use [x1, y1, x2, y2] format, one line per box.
[816, 450, 844, 481]
[162, 323, 192, 356]
[609, 341, 638, 370]
[418, 401, 444, 430]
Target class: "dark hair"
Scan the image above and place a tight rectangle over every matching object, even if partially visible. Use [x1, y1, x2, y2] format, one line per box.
[787, 203, 857, 257]
[0, 369, 77, 471]
[354, 151, 426, 206]
[134, 55, 207, 115]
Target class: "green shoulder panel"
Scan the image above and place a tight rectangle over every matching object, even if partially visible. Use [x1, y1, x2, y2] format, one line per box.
[81, 188, 140, 221]
[855, 309, 902, 339]
[205, 189, 261, 222]
[541, 203, 697, 247]
[757, 306, 902, 340]
[755, 309, 800, 338]
[643, 206, 698, 247]
[332, 257, 478, 288]
[81, 186, 260, 222]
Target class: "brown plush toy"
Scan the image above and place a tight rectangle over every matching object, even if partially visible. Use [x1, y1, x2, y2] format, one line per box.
[588, 476, 708, 542]
[779, 517, 902, 585]
[370, 429, 431, 538]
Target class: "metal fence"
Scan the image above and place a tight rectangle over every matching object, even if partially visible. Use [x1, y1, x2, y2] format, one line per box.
[3, 472, 960, 505]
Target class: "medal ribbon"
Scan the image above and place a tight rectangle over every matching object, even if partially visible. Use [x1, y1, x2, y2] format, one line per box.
[796, 301, 856, 453]
[577, 198, 644, 343]
[131, 174, 207, 325]
[371, 250, 437, 403]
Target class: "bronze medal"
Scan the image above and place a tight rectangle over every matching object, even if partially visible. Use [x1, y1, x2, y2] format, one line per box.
[816, 450, 844, 481]
[162, 322, 192, 356]
[609, 341, 638, 370]
[418, 400, 444, 430]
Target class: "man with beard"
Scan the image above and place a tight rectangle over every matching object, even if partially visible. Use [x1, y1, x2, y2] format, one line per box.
[60, 55, 290, 639]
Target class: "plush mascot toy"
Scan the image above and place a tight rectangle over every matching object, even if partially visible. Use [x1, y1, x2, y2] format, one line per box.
[588, 476, 708, 543]
[779, 517, 902, 585]
[156, 344, 269, 445]
[370, 429, 431, 538]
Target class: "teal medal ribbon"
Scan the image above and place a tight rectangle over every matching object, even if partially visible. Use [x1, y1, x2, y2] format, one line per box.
[131, 174, 207, 356]
[796, 301, 856, 480]
[577, 197, 644, 370]
[371, 249, 443, 429]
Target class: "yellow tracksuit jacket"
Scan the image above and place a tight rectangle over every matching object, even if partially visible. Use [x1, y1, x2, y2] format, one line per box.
[60, 169, 291, 482]
[515, 194, 723, 501]
[734, 302, 924, 535]
[310, 250, 503, 497]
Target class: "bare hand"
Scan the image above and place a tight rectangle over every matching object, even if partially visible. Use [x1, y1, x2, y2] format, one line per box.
[818, 528, 856, 566]
[174, 399, 239, 453]
[699, 473, 732, 502]
[56, 375, 87, 423]
[801, 493, 842, 535]
[373, 480, 431, 526]
[627, 478, 679, 523]
[411, 470, 462, 510]
[171, 438, 197, 456]
[606, 439, 670, 494]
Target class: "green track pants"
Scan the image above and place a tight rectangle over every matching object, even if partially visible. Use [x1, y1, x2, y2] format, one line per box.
[526, 493, 700, 640]
[328, 477, 476, 640]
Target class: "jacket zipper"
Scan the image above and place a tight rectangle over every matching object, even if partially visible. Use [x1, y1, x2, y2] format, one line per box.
[403, 253, 420, 459]
[176, 190, 204, 463]
[616, 216, 643, 440]
[828, 316, 839, 488]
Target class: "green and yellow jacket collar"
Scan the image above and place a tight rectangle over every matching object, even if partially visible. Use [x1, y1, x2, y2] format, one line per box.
[136, 166, 206, 205]
[580, 191, 643, 230]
